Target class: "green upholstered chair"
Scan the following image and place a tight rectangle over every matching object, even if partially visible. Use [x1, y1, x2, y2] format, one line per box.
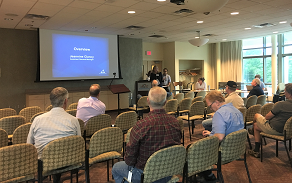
[68, 102, 78, 110]
[45, 105, 53, 111]
[164, 99, 178, 116]
[245, 104, 262, 149]
[0, 129, 8, 148]
[85, 114, 112, 138]
[174, 93, 184, 104]
[260, 103, 274, 117]
[257, 95, 266, 106]
[245, 95, 257, 109]
[12, 123, 31, 145]
[19, 106, 42, 123]
[66, 109, 77, 117]
[178, 98, 192, 115]
[129, 96, 149, 119]
[192, 96, 203, 104]
[0, 108, 17, 119]
[185, 91, 195, 99]
[30, 111, 45, 123]
[0, 115, 26, 140]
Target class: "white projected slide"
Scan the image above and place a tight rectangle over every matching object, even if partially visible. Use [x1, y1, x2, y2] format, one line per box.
[39, 29, 120, 81]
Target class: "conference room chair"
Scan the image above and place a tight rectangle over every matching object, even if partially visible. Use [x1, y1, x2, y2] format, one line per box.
[0, 144, 38, 183]
[131, 145, 186, 183]
[85, 127, 123, 182]
[30, 111, 45, 123]
[77, 118, 85, 137]
[185, 91, 194, 99]
[183, 136, 219, 183]
[129, 96, 149, 119]
[192, 96, 203, 104]
[66, 109, 77, 117]
[45, 105, 53, 111]
[12, 123, 31, 145]
[0, 115, 25, 140]
[125, 127, 132, 144]
[238, 107, 247, 123]
[257, 95, 266, 106]
[178, 101, 205, 141]
[174, 93, 184, 104]
[245, 104, 262, 149]
[85, 114, 112, 138]
[204, 106, 215, 120]
[0, 108, 17, 119]
[196, 91, 206, 98]
[260, 116, 292, 167]
[260, 103, 274, 117]
[217, 129, 252, 183]
[245, 95, 258, 109]
[68, 102, 78, 110]
[38, 136, 85, 183]
[19, 106, 42, 123]
[167, 94, 174, 100]
[164, 99, 178, 116]
[0, 129, 8, 148]
[242, 97, 247, 107]
[177, 118, 185, 146]
[178, 98, 192, 116]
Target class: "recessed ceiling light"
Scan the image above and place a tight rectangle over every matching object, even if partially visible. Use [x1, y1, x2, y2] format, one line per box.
[273, 31, 278, 34]
[129, 33, 135, 36]
[25, 24, 33, 26]
[231, 12, 239, 15]
[4, 18, 13, 21]
[279, 21, 287, 24]
[245, 27, 251, 30]
[128, 11, 135, 14]
[222, 39, 227, 41]
[197, 21, 203, 23]
[195, 36, 199, 39]
[5, 13, 18, 17]
[157, 0, 166, 1]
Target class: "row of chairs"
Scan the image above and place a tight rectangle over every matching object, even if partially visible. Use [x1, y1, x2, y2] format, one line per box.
[243, 95, 266, 109]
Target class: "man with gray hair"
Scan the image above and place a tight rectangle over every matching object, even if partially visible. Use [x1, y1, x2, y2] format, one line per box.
[27, 87, 81, 183]
[112, 87, 182, 183]
[247, 78, 264, 98]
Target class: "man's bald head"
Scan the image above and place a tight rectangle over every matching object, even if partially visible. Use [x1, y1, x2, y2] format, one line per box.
[152, 80, 158, 87]
[89, 84, 101, 97]
[148, 87, 167, 109]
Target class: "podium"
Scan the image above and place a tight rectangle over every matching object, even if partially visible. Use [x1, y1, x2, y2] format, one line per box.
[108, 84, 130, 114]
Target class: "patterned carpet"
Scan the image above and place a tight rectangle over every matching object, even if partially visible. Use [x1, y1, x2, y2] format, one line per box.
[41, 110, 292, 183]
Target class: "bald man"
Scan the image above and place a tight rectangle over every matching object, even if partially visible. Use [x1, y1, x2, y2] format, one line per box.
[152, 80, 159, 87]
[76, 84, 106, 125]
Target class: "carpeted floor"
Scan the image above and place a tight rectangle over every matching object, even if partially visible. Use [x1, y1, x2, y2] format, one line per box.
[41, 110, 292, 183]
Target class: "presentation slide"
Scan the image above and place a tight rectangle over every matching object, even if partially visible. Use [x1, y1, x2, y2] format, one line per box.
[38, 29, 120, 81]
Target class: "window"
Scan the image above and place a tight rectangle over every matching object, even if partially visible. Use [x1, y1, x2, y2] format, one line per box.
[283, 32, 292, 83]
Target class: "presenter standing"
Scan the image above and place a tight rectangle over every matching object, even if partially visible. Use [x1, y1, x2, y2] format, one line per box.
[162, 68, 171, 92]
[150, 66, 163, 87]
[195, 77, 207, 90]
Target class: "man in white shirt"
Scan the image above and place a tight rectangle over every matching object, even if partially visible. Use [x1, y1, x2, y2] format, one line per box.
[202, 81, 244, 131]
[76, 84, 106, 125]
[27, 87, 81, 183]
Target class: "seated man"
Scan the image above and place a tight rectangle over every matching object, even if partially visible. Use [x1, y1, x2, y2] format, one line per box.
[202, 81, 244, 131]
[27, 87, 81, 183]
[112, 87, 182, 183]
[76, 84, 106, 125]
[152, 80, 159, 87]
[247, 78, 264, 98]
[255, 74, 266, 90]
[201, 90, 244, 181]
[249, 83, 292, 158]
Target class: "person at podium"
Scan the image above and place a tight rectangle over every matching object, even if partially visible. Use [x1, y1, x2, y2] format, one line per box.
[150, 65, 163, 87]
[76, 84, 106, 125]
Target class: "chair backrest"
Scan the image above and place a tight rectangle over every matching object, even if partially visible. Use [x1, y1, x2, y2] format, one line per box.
[237, 107, 247, 122]
[0, 108, 17, 119]
[85, 114, 112, 136]
[45, 105, 53, 111]
[42, 136, 85, 172]
[0, 129, 8, 148]
[137, 96, 148, 108]
[283, 117, 292, 139]
[186, 136, 219, 177]
[192, 96, 203, 103]
[19, 106, 42, 123]
[0, 144, 38, 182]
[164, 99, 178, 113]
[167, 95, 174, 100]
[245, 104, 262, 122]
[178, 119, 184, 133]
[196, 91, 206, 98]
[68, 102, 78, 110]
[174, 93, 184, 104]
[143, 145, 186, 183]
[189, 101, 205, 117]
[12, 123, 31, 145]
[77, 118, 85, 136]
[219, 129, 247, 164]
[89, 127, 123, 158]
[30, 111, 45, 123]
[66, 109, 77, 117]
[178, 98, 192, 111]
[185, 91, 194, 99]
[125, 127, 132, 143]
[245, 95, 257, 109]
[257, 95, 266, 106]
[0, 115, 26, 135]
[242, 97, 247, 107]
[115, 111, 137, 132]
[260, 103, 274, 117]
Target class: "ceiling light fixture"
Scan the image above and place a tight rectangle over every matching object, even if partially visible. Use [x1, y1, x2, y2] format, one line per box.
[245, 28, 251, 30]
[230, 12, 239, 15]
[188, 31, 209, 47]
[279, 21, 287, 24]
[197, 21, 203, 23]
[4, 18, 13, 20]
[184, 0, 229, 14]
[128, 11, 135, 14]
[273, 31, 278, 34]
[222, 39, 227, 41]
[157, 0, 166, 1]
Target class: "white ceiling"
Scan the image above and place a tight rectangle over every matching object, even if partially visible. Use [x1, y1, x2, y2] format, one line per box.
[0, 0, 291, 43]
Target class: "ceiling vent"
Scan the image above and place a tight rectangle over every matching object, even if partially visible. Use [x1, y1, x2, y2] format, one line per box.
[125, 25, 145, 30]
[253, 23, 275, 28]
[202, 33, 216, 37]
[149, 35, 165, 38]
[24, 14, 50, 20]
[170, 0, 185, 5]
[174, 9, 194, 15]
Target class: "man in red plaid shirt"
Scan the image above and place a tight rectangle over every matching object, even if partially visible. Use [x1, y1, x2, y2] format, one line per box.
[112, 86, 182, 183]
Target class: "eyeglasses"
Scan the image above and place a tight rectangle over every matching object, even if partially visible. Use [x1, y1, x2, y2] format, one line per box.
[209, 101, 216, 109]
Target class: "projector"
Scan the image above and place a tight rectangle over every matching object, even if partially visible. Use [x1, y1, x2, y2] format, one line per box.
[170, 0, 185, 5]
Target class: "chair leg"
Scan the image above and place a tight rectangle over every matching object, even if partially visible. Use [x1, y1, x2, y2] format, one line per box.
[107, 160, 110, 182]
[76, 169, 79, 183]
[289, 139, 291, 151]
[70, 171, 73, 183]
[191, 120, 195, 134]
[247, 134, 252, 150]
[276, 140, 278, 157]
[260, 137, 263, 162]
[182, 130, 185, 146]
[187, 120, 192, 141]
[284, 141, 292, 168]
[263, 137, 267, 145]
[244, 152, 252, 183]
[85, 150, 90, 183]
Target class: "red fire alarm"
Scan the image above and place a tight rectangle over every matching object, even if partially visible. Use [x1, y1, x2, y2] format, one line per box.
[146, 51, 152, 55]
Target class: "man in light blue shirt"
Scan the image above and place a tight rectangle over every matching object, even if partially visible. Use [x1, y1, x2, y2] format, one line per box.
[76, 84, 106, 125]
